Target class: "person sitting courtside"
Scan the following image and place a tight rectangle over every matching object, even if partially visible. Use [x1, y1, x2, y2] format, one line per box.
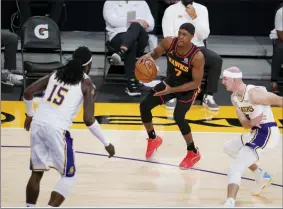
[103, 0, 155, 97]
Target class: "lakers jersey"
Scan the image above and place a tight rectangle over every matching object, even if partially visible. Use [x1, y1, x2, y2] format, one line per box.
[232, 85, 276, 124]
[33, 72, 90, 130]
[165, 37, 200, 87]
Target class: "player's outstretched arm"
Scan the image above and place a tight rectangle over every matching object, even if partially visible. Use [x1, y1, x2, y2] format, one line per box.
[82, 79, 115, 158]
[249, 87, 283, 107]
[170, 51, 205, 93]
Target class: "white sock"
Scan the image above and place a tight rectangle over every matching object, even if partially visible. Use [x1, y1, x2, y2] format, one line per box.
[226, 197, 235, 205]
[253, 168, 263, 180]
[26, 203, 36, 207]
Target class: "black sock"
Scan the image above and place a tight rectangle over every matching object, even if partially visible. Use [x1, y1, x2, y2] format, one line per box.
[206, 92, 213, 96]
[147, 129, 156, 139]
[187, 142, 197, 153]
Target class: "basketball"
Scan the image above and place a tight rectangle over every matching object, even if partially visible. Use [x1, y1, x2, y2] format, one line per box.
[135, 58, 158, 83]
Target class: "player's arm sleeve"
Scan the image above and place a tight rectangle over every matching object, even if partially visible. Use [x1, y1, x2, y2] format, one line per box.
[82, 80, 110, 146]
[103, 1, 127, 28]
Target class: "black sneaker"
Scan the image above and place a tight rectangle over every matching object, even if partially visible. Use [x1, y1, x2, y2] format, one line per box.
[125, 80, 141, 96]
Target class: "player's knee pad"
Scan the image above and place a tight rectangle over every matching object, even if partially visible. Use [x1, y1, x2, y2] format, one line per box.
[140, 100, 152, 123]
[54, 175, 76, 198]
[227, 164, 242, 186]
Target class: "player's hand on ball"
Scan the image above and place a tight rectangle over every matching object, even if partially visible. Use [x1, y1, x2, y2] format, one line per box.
[105, 143, 115, 158]
[136, 54, 154, 65]
[154, 81, 173, 96]
[24, 114, 33, 131]
[250, 113, 266, 128]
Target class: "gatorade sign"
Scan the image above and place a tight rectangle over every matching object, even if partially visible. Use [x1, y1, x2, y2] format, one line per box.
[34, 24, 49, 39]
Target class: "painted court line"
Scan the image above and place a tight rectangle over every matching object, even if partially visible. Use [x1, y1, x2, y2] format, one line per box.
[1, 145, 282, 188]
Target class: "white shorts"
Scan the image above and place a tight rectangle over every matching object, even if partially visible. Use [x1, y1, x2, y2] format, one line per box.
[227, 122, 281, 160]
[29, 121, 76, 177]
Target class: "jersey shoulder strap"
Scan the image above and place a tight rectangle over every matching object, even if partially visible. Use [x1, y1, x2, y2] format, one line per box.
[166, 37, 177, 55]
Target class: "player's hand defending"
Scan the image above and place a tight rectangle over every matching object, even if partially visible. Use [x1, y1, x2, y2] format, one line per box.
[250, 113, 266, 128]
[105, 143, 115, 158]
[154, 81, 173, 96]
[24, 114, 33, 131]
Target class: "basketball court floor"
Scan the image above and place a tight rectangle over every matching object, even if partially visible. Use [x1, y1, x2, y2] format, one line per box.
[1, 100, 282, 207]
[0, 30, 281, 207]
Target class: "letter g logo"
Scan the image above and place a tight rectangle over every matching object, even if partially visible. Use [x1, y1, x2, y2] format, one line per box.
[34, 24, 49, 39]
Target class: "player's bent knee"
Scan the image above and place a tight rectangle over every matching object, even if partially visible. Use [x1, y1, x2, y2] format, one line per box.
[173, 113, 191, 135]
[54, 176, 76, 198]
[140, 100, 153, 122]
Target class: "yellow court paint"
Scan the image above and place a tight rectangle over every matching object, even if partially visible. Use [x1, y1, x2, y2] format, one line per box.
[1, 101, 282, 133]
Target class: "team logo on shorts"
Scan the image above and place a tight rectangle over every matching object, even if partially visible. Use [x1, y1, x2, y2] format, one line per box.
[34, 24, 49, 39]
[68, 166, 74, 175]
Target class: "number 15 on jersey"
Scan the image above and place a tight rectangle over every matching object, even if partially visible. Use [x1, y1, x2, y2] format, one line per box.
[47, 84, 69, 106]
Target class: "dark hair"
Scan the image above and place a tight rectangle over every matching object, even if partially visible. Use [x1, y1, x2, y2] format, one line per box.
[73, 46, 92, 66]
[55, 58, 84, 85]
[55, 46, 92, 85]
[179, 23, 195, 35]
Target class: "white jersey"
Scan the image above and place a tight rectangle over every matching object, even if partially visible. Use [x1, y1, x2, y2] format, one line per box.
[232, 85, 276, 124]
[33, 73, 90, 130]
[231, 84, 280, 156]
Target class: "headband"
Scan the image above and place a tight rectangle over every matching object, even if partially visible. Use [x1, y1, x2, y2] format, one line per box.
[222, 67, 242, 78]
[82, 57, 92, 66]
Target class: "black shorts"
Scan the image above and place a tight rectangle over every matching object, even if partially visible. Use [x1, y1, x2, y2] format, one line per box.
[152, 81, 200, 104]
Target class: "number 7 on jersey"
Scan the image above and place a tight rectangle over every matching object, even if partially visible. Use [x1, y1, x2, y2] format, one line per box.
[47, 84, 69, 106]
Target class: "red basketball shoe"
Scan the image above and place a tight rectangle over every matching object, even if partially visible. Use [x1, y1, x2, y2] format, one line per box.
[179, 148, 201, 169]
[146, 136, 162, 159]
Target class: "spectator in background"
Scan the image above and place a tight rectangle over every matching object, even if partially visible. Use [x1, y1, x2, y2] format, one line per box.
[270, 3, 283, 94]
[145, 0, 158, 51]
[1, 30, 23, 85]
[103, 0, 154, 97]
[162, 0, 222, 111]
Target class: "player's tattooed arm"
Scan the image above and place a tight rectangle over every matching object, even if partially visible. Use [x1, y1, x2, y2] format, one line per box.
[149, 37, 174, 60]
[23, 74, 52, 100]
[82, 79, 96, 126]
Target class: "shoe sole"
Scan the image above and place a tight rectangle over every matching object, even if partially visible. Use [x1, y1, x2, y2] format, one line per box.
[111, 54, 122, 65]
[125, 89, 141, 96]
[146, 140, 162, 160]
[202, 103, 219, 111]
[252, 178, 272, 196]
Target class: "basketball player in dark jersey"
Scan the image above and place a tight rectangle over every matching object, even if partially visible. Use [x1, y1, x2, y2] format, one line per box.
[138, 23, 205, 169]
